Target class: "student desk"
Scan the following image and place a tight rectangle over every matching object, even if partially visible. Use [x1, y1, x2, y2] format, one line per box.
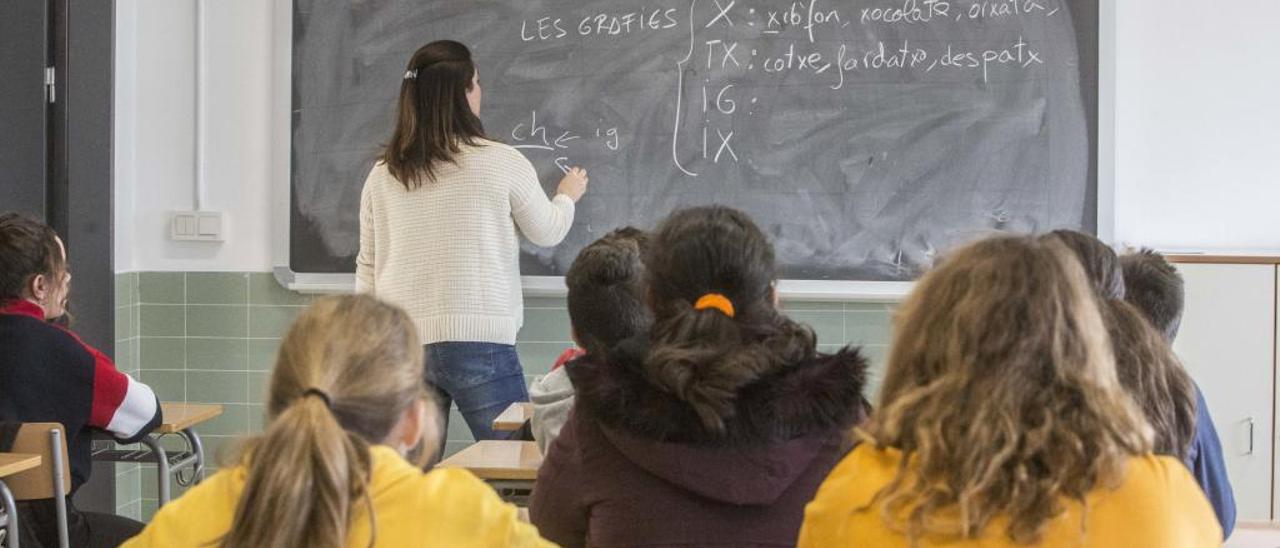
[93, 403, 223, 506]
[492, 402, 534, 432]
[439, 441, 542, 505]
[1, 453, 41, 548]
[440, 441, 542, 481]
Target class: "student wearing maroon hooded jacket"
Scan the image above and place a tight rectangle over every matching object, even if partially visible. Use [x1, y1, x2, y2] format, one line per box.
[530, 206, 870, 547]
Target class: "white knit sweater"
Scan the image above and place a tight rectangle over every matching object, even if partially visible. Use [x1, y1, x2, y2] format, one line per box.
[355, 140, 575, 345]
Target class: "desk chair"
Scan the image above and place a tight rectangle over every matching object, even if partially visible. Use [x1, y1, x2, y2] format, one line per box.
[1, 424, 71, 548]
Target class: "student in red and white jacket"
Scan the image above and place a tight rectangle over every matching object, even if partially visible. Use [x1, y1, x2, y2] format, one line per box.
[0, 212, 162, 547]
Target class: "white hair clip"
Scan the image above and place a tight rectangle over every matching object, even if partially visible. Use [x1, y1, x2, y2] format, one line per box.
[404, 69, 418, 80]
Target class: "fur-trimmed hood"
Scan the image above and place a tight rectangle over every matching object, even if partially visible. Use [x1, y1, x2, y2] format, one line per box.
[564, 335, 869, 505]
[568, 335, 870, 445]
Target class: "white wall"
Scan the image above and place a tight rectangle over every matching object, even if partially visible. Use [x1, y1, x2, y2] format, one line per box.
[114, 1, 1280, 273]
[113, 0, 137, 272]
[114, 0, 275, 272]
[1113, 0, 1280, 251]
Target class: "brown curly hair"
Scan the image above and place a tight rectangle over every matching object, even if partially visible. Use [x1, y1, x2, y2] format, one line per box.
[865, 235, 1152, 545]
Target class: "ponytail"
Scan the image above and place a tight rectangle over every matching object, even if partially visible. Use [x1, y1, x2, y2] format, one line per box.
[646, 300, 815, 433]
[219, 295, 425, 548]
[643, 206, 817, 434]
[220, 396, 376, 548]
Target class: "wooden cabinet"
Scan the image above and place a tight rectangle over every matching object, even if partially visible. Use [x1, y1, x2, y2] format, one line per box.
[1172, 263, 1277, 521]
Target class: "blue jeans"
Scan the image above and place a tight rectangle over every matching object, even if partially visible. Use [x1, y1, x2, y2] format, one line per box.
[424, 342, 529, 449]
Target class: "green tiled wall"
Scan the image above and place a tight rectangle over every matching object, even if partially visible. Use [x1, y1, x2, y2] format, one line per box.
[120, 272, 312, 519]
[113, 273, 142, 520]
[114, 272, 895, 520]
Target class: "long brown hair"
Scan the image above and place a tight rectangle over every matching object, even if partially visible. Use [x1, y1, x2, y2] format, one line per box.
[867, 235, 1152, 545]
[1104, 298, 1197, 459]
[643, 206, 818, 434]
[1046, 232, 1197, 458]
[1042, 229, 1126, 300]
[380, 40, 487, 189]
[220, 295, 428, 548]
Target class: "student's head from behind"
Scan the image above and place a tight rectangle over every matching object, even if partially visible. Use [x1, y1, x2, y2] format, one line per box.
[1120, 249, 1185, 340]
[1103, 298, 1197, 459]
[870, 235, 1151, 544]
[1040, 229, 1125, 299]
[0, 212, 71, 320]
[644, 206, 818, 433]
[383, 39, 486, 189]
[566, 227, 651, 356]
[223, 295, 434, 548]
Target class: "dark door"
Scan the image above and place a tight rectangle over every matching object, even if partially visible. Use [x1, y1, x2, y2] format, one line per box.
[61, 0, 118, 515]
[1, 0, 119, 514]
[0, 1, 49, 217]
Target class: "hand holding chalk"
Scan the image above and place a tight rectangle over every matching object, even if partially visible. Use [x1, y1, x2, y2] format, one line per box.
[557, 167, 589, 202]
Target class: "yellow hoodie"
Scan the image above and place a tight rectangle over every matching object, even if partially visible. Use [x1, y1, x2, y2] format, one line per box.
[798, 444, 1221, 547]
[123, 445, 554, 547]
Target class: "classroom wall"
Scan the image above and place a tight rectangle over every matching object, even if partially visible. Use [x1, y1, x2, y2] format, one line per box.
[112, 274, 143, 520]
[108, 0, 1280, 521]
[110, 270, 893, 520]
[114, 0, 275, 273]
[113, 0, 137, 272]
[112, 0, 1280, 274]
[1112, 0, 1280, 251]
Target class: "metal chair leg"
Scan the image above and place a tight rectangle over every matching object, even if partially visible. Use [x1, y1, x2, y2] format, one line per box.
[140, 436, 171, 505]
[174, 429, 206, 487]
[1, 479, 20, 548]
[49, 430, 68, 548]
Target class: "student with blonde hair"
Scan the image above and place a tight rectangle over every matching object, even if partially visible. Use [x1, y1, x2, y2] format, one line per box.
[125, 295, 551, 547]
[799, 235, 1220, 546]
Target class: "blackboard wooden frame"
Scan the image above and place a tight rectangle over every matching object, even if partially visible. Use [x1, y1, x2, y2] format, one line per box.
[270, 0, 1115, 301]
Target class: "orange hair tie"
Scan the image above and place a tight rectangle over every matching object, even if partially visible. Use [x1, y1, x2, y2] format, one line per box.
[694, 293, 735, 318]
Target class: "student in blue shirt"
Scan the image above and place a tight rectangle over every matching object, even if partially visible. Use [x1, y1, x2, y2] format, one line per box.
[1122, 249, 1236, 538]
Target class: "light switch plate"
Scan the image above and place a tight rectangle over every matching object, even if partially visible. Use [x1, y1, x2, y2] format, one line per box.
[170, 211, 225, 242]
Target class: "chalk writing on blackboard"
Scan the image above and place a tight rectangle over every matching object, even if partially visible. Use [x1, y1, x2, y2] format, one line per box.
[290, 0, 1097, 280]
[512, 0, 1059, 178]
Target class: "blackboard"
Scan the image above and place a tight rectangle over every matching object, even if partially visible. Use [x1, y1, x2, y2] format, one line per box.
[291, 0, 1098, 281]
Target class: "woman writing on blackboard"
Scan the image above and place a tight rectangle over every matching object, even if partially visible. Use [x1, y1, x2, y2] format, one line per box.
[356, 40, 588, 451]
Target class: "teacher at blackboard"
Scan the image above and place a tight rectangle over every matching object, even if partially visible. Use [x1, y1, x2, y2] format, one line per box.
[355, 40, 589, 450]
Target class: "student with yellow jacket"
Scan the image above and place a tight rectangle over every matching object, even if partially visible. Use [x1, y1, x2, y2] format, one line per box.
[124, 295, 552, 548]
[798, 236, 1221, 547]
